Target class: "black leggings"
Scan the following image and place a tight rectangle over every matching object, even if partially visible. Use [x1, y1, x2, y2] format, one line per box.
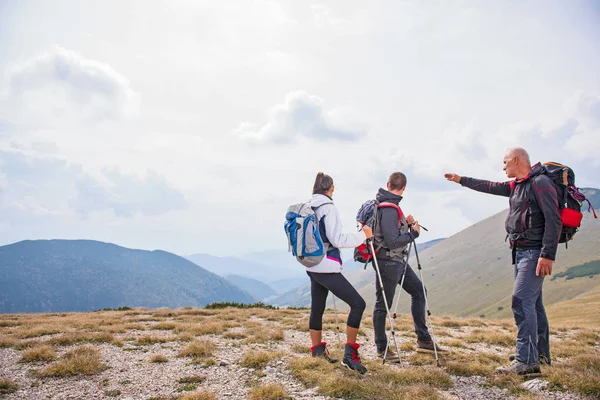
[307, 272, 366, 330]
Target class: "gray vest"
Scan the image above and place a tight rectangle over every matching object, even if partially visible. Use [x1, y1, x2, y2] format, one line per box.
[373, 208, 410, 261]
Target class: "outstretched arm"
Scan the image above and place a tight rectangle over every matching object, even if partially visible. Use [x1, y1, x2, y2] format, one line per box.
[445, 173, 511, 197]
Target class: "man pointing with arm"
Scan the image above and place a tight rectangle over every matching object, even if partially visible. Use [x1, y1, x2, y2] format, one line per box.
[445, 147, 561, 375]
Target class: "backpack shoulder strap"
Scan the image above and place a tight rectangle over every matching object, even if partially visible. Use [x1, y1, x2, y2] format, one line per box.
[376, 202, 403, 220]
[311, 202, 333, 213]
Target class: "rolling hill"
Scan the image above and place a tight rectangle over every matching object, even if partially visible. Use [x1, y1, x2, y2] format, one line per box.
[0, 240, 255, 313]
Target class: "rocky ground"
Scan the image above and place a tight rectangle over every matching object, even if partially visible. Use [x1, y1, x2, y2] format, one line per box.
[0, 307, 598, 400]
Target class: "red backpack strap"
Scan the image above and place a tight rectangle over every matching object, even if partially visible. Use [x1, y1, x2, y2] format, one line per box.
[377, 202, 403, 220]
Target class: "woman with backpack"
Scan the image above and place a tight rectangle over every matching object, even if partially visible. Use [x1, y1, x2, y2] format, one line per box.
[306, 172, 373, 374]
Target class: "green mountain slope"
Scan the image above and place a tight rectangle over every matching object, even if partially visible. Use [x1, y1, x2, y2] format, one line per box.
[0, 239, 255, 313]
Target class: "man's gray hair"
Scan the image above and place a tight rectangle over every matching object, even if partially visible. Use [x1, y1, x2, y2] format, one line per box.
[506, 147, 531, 165]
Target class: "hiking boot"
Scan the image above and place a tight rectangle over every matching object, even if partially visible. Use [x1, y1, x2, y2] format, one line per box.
[509, 354, 551, 365]
[496, 360, 541, 375]
[377, 347, 400, 362]
[311, 342, 338, 364]
[417, 339, 446, 352]
[341, 342, 367, 374]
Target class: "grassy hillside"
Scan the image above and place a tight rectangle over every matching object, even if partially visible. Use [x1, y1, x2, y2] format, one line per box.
[0, 240, 254, 313]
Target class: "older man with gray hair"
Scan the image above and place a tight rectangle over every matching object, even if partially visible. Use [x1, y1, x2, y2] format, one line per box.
[444, 147, 562, 376]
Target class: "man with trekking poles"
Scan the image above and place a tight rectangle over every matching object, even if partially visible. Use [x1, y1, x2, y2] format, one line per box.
[445, 147, 562, 375]
[363, 172, 443, 363]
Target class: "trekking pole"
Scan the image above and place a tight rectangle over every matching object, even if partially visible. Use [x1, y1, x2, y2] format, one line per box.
[331, 295, 342, 347]
[412, 237, 440, 367]
[389, 241, 413, 332]
[369, 239, 402, 365]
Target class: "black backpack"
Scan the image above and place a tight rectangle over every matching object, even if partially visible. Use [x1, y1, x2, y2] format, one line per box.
[541, 162, 597, 245]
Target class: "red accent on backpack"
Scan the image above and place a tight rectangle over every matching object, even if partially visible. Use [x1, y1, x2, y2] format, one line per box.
[561, 208, 583, 229]
[354, 203, 404, 263]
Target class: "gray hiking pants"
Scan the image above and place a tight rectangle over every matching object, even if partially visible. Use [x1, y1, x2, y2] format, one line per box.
[512, 249, 550, 364]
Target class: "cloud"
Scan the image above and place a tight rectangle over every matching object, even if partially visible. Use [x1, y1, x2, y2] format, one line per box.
[234, 90, 367, 143]
[6, 46, 140, 123]
[73, 169, 188, 218]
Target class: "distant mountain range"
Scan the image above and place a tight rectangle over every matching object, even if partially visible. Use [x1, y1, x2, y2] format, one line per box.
[184, 253, 306, 293]
[2, 188, 596, 316]
[0, 240, 254, 313]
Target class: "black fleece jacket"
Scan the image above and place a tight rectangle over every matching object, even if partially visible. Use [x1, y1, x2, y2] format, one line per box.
[459, 163, 562, 260]
[375, 188, 419, 253]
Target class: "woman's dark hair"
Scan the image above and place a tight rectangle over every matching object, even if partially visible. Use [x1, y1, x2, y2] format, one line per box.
[312, 172, 334, 195]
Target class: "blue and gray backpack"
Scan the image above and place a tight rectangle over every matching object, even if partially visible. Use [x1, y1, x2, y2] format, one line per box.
[284, 201, 331, 267]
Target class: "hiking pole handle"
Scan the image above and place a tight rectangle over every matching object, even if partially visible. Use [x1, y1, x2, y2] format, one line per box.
[409, 223, 428, 232]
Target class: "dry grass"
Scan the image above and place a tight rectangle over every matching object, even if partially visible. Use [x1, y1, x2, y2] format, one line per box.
[178, 340, 216, 358]
[570, 330, 599, 345]
[39, 345, 107, 377]
[175, 333, 195, 342]
[152, 322, 177, 331]
[440, 351, 504, 377]
[545, 352, 600, 398]
[136, 335, 168, 345]
[184, 321, 232, 336]
[440, 339, 469, 349]
[400, 342, 415, 351]
[0, 379, 19, 395]
[223, 330, 247, 340]
[247, 383, 290, 400]
[464, 328, 514, 347]
[291, 344, 308, 354]
[46, 332, 114, 346]
[288, 356, 450, 400]
[149, 354, 168, 363]
[552, 339, 589, 358]
[13, 325, 63, 339]
[240, 350, 285, 368]
[244, 326, 284, 344]
[3, 306, 600, 399]
[19, 345, 57, 363]
[0, 336, 20, 348]
[0, 320, 20, 328]
[179, 390, 217, 400]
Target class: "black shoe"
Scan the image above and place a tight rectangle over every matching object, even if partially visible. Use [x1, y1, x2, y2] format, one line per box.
[509, 354, 551, 365]
[496, 360, 541, 375]
[417, 339, 446, 352]
[341, 342, 367, 374]
[377, 347, 400, 362]
[311, 342, 338, 363]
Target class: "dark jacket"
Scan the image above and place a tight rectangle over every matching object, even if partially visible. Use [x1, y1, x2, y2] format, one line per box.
[459, 162, 562, 260]
[374, 188, 419, 260]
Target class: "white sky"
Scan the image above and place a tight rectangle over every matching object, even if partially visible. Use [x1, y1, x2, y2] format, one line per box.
[0, 0, 599, 257]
